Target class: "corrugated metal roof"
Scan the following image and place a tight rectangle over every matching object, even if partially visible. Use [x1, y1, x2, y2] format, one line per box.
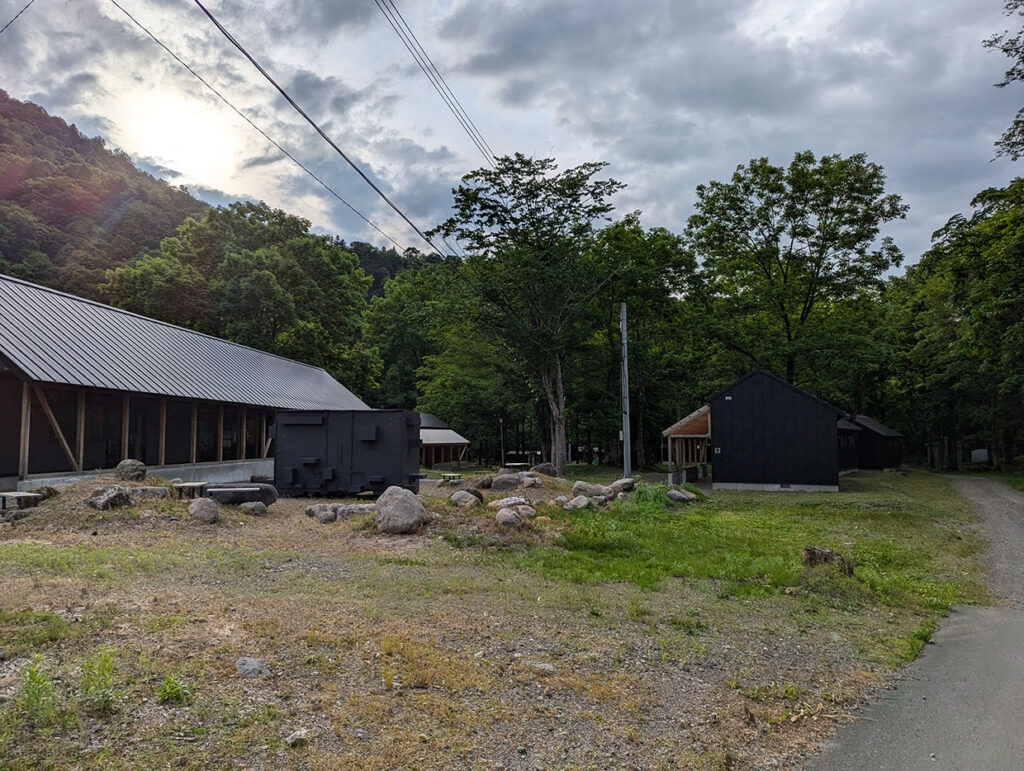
[853, 415, 903, 438]
[0, 274, 369, 411]
[837, 418, 862, 431]
[420, 427, 469, 446]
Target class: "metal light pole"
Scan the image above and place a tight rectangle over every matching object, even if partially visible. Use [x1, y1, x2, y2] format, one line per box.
[499, 416, 505, 466]
[620, 302, 632, 479]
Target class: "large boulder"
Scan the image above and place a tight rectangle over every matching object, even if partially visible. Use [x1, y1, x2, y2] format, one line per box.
[334, 503, 376, 521]
[802, 546, 854, 576]
[207, 483, 279, 506]
[521, 477, 541, 489]
[239, 501, 268, 517]
[572, 481, 615, 498]
[375, 486, 429, 534]
[530, 462, 557, 476]
[513, 504, 537, 520]
[565, 495, 591, 511]
[610, 478, 636, 494]
[189, 497, 219, 524]
[450, 490, 483, 507]
[495, 508, 522, 528]
[87, 486, 132, 510]
[666, 488, 697, 503]
[115, 459, 146, 481]
[472, 475, 494, 490]
[490, 474, 520, 492]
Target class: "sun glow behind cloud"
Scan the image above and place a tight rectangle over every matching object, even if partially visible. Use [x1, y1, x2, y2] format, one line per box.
[114, 92, 242, 187]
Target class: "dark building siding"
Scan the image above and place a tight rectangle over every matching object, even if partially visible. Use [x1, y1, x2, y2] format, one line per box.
[856, 431, 902, 469]
[709, 371, 839, 489]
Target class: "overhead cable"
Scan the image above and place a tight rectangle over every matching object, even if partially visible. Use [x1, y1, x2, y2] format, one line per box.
[0, 0, 38, 37]
[107, 0, 407, 251]
[191, 0, 443, 255]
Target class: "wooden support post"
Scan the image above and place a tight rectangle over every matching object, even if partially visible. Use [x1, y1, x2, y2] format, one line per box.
[189, 403, 197, 463]
[76, 389, 85, 471]
[158, 397, 167, 466]
[216, 406, 224, 462]
[120, 395, 129, 461]
[33, 384, 79, 472]
[18, 380, 30, 480]
[239, 407, 247, 460]
[260, 412, 267, 458]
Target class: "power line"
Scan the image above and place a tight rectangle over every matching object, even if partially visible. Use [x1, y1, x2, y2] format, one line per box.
[107, 0, 407, 252]
[373, 0, 496, 168]
[0, 0, 38, 37]
[191, 0, 444, 256]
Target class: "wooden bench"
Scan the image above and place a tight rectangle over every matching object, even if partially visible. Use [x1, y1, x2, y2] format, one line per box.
[505, 463, 529, 470]
[172, 482, 210, 500]
[0, 492, 43, 511]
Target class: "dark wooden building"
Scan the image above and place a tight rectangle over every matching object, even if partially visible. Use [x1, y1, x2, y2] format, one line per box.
[0, 275, 368, 490]
[851, 414, 903, 469]
[837, 418, 861, 472]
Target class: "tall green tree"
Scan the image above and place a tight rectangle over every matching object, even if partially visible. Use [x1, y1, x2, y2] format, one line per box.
[684, 150, 907, 387]
[429, 154, 626, 474]
[986, 0, 1024, 159]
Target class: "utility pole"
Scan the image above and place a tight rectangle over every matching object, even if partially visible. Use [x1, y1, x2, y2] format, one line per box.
[620, 302, 631, 479]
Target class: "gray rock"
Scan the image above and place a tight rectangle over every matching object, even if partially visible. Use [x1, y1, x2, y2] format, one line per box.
[188, 497, 219, 523]
[592, 495, 608, 505]
[283, 728, 309, 748]
[128, 486, 170, 503]
[488, 496, 529, 509]
[333, 503, 376, 521]
[463, 486, 484, 503]
[611, 477, 636, 493]
[667, 488, 697, 503]
[523, 660, 556, 673]
[495, 508, 522, 528]
[530, 462, 557, 476]
[572, 481, 615, 498]
[521, 477, 541, 488]
[312, 505, 337, 524]
[305, 503, 334, 519]
[235, 656, 268, 678]
[513, 504, 537, 520]
[450, 490, 483, 507]
[114, 459, 146, 481]
[206, 483, 278, 506]
[533, 499, 546, 507]
[517, 471, 539, 479]
[239, 501, 268, 516]
[553, 496, 569, 505]
[617, 492, 629, 502]
[490, 474, 520, 492]
[87, 486, 132, 510]
[375, 486, 429, 534]
[473, 475, 494, 489]
[565, 495, 591, 510]
[497, 467, 515, 475]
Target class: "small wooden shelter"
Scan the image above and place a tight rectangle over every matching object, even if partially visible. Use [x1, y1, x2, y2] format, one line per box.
[662, 405, 710, 481]
[419, 413, 470, 468]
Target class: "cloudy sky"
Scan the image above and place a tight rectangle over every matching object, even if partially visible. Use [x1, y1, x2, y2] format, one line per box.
[1, 0, 1020, 261]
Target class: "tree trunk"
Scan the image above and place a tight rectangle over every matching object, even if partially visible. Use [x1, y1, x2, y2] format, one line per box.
[541, 357, 568, 476]
[786, 353, 796, 384]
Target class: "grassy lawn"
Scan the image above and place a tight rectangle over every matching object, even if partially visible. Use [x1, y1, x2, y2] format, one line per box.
[0, 470, 989, 769]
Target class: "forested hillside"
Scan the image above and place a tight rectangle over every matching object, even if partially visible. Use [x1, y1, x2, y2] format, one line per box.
[0, 90, 207, 298]
[1, 93, 1021, 471]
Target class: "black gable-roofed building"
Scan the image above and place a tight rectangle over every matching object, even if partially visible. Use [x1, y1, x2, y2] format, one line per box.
[851, 414, 904, 469]
[837, 418, 862, 472]
[0, 274, 369, 490]
[663, 370, 844, 492]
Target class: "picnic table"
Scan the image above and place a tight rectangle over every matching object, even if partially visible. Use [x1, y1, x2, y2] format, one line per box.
[0, 491, 43, 510]
[440, 472, 462, 482]
[505, 462, 529, 470]
[172, 482, 209, 500]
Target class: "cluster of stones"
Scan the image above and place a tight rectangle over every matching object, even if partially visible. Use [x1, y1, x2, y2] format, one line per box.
[305, 485, 429, 535]
[85, 459, 275, 525]
[554, 477, 637, 511]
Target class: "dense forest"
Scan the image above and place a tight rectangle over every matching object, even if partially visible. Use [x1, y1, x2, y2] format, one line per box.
[1, 91, 1022, 471]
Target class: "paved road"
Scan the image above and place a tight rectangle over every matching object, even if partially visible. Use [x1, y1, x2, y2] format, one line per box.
[806, 477, 1024, 771]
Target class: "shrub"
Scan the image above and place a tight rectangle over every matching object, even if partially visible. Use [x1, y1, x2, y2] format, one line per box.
[155, 673, 193, 705]
[78, 648, 123, 716]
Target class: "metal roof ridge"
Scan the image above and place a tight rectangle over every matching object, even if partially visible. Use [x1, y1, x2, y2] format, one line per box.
[0, 273, 333, 376]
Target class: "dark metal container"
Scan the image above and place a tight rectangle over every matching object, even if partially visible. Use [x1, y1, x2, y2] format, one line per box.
[273, 410, 422, 496]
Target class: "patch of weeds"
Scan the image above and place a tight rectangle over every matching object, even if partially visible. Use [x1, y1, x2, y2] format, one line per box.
[350, 514, 375, 531]
[141, 613, 188, 632]
[0, 610, 70, 654]
[77, 647, 124, 716]
[665, 613, 704, 635]
[155, 673, 194, 705]
[0, 655, 67, 737]
[378, 634, 489, 692]
[627, 598, 653, 621]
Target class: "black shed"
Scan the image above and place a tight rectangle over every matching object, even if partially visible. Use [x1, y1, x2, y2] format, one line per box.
[707, 370, 841, 491]
[837, 418, 861, 472]
[851, 415, 903, 469]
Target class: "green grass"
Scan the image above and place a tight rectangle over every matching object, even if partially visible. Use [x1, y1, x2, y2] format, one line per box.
[0, 610, 71, 655]
[509, 472, 989, 618]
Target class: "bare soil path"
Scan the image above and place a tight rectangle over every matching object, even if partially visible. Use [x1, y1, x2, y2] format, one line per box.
[807, 476, 1024, 770]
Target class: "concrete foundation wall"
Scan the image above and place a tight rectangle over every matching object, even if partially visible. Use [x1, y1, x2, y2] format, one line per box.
[712, 482, 839, 493]
[3, 459, 273, 492]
